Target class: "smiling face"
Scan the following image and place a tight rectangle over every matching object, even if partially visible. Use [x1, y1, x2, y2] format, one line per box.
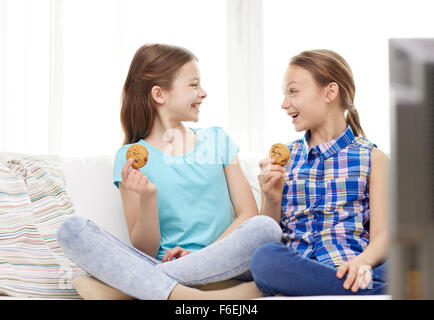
[281, 65, 329, 132]
[163, 60, 207, 123]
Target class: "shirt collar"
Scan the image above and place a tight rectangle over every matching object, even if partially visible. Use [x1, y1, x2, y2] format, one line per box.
[302, 125, 355, 161]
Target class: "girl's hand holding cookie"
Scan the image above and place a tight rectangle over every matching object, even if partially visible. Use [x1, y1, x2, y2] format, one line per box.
[258, 157, 286, 204]
[121, 158, 157, 198]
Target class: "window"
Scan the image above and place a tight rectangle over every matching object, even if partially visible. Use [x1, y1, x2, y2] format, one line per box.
[0, 0, 51, 154]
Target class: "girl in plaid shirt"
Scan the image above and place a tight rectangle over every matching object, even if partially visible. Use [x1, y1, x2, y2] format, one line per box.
[250, 49, 389, 296]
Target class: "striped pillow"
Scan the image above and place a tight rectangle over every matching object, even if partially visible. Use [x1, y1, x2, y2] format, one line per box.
[0, 156, 86, 298]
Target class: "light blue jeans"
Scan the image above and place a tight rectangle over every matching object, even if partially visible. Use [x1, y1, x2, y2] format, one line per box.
[56, 215, 282, 300]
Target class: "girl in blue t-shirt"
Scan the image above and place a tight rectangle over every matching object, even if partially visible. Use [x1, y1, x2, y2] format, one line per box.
[56, 43, 282, 300]
[250, 49, 389, 296]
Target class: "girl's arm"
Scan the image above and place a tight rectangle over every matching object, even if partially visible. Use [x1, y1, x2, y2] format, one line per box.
[212, 156, 259, 242]
[119, 159, 161, 258]
[259, 192, 281, 223]
[356, 147, 390, 267]
[258, 158, 286, 223]
[336, 147, 390, 292]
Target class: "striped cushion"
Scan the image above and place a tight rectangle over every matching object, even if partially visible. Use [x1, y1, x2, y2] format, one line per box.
[0, 157, 86, 298]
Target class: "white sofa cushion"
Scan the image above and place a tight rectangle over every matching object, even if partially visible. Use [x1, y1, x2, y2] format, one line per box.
[61, 155, 130, 244]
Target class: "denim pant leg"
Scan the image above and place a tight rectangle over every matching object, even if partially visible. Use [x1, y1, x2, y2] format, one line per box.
[155, 215, 282, 286]
[250, 242, 388, 296]
[56, 216, 177, 300]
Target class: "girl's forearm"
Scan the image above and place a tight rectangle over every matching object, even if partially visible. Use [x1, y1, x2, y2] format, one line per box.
[260, 198, 281, 224]
[130, 196, 161, 257]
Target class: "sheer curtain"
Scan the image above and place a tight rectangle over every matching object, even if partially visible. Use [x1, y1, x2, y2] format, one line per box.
[1, 0, 51, 155]
[263, 0, 434, 155]
[0, 0, 229, 157]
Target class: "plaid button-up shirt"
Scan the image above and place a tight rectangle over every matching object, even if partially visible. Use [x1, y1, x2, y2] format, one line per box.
[281, 125, 376, 267]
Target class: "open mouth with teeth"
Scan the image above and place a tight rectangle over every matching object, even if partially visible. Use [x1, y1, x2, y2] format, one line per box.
[191, 103, 201, 110]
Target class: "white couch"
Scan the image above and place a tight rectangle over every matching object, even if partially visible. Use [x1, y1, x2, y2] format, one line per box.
[0, 152, 390, 299]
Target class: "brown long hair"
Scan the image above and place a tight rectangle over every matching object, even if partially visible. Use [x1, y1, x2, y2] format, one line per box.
[289, 49, 366, 138]
[120, 44, 197, 145]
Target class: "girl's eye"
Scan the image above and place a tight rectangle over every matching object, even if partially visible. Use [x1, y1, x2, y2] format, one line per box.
[191, 83, 198, 88]
[284, 88, 296, 96]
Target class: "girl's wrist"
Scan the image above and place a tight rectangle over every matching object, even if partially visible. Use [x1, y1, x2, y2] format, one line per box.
[267, 196, 282, 206]
[261, 198, 281, 219]
[354, 252, 375, 268]
[141, 185, 157, 198]
[356, 238, 389, 268]
[139, 191, 157, 204]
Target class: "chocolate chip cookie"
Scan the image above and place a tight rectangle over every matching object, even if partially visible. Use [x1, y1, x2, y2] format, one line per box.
[126, 144, 149, 169]
[269, 143, 290, 166]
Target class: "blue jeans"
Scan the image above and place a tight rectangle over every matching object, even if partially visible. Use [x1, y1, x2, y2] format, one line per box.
[250, 242, 388, 296]
[56, 215, 282, 300]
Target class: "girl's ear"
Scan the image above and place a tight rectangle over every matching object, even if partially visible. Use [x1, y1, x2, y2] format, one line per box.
[325, 82, 339, 104]
[151, 86, 166, 105]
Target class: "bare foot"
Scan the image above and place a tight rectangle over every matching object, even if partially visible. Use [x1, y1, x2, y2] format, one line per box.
[194, 279, 242, 291]
[72, 275, 135, 300]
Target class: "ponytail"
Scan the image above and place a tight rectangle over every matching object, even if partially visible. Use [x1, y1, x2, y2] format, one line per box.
[345, 106, 366, 138]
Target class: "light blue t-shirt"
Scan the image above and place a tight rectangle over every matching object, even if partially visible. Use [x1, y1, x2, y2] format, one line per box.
[113, 127, 239, 260]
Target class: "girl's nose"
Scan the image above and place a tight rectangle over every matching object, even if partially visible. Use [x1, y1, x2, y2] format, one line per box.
[281, 95, 291, 110]
[200, 88, 207, 99]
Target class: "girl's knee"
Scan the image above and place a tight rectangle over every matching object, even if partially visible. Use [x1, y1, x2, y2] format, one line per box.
[246, 215, 282, 243]
[56, 215, 88, 250]
[250, 242, 284, 277]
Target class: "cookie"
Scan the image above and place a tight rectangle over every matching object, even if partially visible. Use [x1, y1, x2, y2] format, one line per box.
[126, 144, 149, 169]
[269, 143, 290, 166]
